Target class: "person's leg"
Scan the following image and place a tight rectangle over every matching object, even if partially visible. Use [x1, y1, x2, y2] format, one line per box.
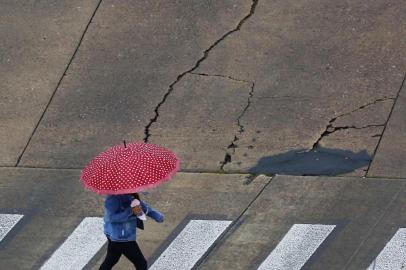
[122, 241, 147, 270]
[99, 239, 123, 270]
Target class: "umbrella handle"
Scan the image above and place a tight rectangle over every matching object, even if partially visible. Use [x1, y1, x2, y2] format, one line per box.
[131, 199, 147, 220]
[131, 199, 140, 207]
[123, 140, 127, 148]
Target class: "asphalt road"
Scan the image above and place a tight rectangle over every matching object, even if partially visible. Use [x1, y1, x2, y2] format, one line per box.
[1, 0, 406, 269]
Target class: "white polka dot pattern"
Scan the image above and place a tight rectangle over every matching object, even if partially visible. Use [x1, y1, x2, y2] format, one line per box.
[80, 142, 180, 194]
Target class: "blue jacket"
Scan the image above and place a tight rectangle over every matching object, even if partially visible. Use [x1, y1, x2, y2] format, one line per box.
[103, 194, 164, 242]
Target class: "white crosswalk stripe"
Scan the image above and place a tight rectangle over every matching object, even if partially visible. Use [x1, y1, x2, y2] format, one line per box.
[5, 214, 406, 269]
[40, 217, 106, 270]
[257, 224, 336, 270]
[0, 214, 24, 242]
[149, 219, 232, 270]
[367, 228, 406, 270]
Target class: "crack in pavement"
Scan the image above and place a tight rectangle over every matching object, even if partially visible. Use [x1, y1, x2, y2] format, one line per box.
[312, 124, 386, 150]
[312, 96, 396, 150]
[189, 72, 255, 171]
[190, 72, 252, 84]
[143, 0, 259, 142]
[220, 82, 255, 171]
[221, 80, 255, 170]
[366, 72, 406, 176]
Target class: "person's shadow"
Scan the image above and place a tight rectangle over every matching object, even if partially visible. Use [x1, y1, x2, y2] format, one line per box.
[248, 147, 371, 176]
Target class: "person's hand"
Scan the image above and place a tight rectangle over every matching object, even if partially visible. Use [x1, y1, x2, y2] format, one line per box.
[132, 205, 143, 216]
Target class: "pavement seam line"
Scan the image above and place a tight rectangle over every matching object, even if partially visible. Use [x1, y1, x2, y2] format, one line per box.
[365, 72, 406, 176]
[14, 0, 104, 167]
[342, 181, 406, 269]
[312, 96, 396, 150]
[143, 0, 259, 142]
[193, 175, 273, 269]
[5, 165, 406, 181]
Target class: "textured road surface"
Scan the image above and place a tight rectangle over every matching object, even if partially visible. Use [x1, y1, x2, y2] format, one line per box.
[1, 0, 406, 269]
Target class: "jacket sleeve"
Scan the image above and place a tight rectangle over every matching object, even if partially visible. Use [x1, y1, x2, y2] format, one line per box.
[104, 196, 136, 223]
[140, 201, 164, 223]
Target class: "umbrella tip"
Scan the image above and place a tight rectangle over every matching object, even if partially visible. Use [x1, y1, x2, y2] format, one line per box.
[123, 140, 127, 148]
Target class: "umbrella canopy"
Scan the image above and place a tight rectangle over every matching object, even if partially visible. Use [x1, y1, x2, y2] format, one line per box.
[80, 142, 180, 194]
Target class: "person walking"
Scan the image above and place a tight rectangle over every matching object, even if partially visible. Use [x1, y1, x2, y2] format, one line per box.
[80, 142, 180, 269]
[99, 193, 164, 270]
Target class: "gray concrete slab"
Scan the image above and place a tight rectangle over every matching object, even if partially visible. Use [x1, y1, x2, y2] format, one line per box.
[0, 168, 269, 269]
[0, 168, 104, 270]
[320, 99, 392, 177]
[344, 183, 406, 269]
[17, 0, 252, 168]
[148, 73, 252, 171]
[197, 175, 406, 270]
[193, 0, 406, 174]
[0, 0, 100, 166]
[368, 80, 406, 178]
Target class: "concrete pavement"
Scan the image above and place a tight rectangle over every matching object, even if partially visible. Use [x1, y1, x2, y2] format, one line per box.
[0, 168, 269, 269]
[198, 176, 406, 270]
[1, 0, 406, 269]
[368, 79, 406, 178]
[15, 0, 253, 169]
[2, 171, 406, 269]
[0, 0, 101, 166]
[193, 0, 406, 174]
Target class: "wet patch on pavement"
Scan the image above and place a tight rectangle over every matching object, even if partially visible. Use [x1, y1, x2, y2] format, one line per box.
[248, 147, 371, 176]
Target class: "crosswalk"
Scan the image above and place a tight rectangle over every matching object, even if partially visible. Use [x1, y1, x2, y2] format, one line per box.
[39, 217, 106, 270]
[1, 214, 405, 269]
[149, 220, 232, 270]
[257, 224, 336, 270]
[0, 214, 24, 242]
[367, 228, 406, 270]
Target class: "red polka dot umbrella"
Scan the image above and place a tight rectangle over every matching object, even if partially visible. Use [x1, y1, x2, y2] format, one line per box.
[80, 142, 180, 195]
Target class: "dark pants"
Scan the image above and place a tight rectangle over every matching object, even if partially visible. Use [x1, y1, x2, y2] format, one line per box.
[99, 238, 147, 270]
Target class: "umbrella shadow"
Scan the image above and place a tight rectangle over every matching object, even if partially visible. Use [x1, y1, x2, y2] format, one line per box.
[248, 147, 372, 176]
